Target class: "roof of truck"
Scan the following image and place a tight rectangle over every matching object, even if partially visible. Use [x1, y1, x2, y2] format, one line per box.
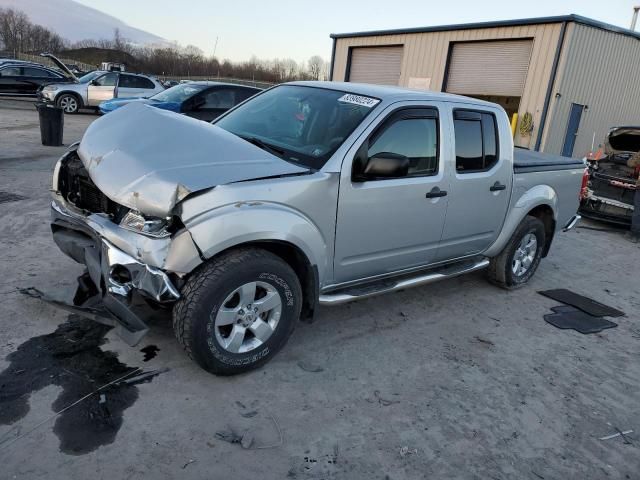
[287, 81, 497, 107]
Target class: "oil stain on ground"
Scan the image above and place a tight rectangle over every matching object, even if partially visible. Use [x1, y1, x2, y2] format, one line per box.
[140, 345, 160, 362]
[0, 315, 151, 455]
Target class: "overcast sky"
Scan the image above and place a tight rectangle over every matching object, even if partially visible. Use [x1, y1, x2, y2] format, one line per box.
[75, 0, 640, 62]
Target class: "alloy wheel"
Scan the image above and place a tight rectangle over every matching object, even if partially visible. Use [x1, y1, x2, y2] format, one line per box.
[212, 281, 282, 353]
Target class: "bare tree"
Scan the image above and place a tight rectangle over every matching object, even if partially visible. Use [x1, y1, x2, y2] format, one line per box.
[0, 7, 65, 55]
[307, 55, 325, 80]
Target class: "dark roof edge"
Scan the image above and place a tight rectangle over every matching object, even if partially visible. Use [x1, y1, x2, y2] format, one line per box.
[330, 14, 640, 41]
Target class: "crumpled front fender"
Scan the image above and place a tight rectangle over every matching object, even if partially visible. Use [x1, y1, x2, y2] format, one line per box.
[184, 201, 329, 285]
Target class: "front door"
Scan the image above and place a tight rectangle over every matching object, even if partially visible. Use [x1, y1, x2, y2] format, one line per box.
[87, 72, 118, 106]
[333, 106, 449, 284]
[435, 107, 512, 261]
[561, 103, 585, 157]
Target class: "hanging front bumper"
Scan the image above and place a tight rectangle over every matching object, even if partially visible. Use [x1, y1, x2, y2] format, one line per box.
[48, 199, 182, 345]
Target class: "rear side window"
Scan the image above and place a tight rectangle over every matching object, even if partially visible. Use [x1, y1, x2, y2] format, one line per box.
[0, 66, 21, 76]
[454, 110, 499, 173]
[235, 88, 259, 102]
[119, 74, 155, 89]
[23, 67, 58, 78]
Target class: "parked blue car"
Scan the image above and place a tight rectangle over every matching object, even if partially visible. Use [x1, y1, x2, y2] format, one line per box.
[99, 81, 262, 121]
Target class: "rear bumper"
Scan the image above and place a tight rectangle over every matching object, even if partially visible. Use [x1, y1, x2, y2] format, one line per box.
[580, 194, 633, 226]
[50, 199, 181, 344]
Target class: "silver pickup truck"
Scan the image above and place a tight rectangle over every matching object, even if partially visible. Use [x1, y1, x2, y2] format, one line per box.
[48, 82, 584, 375]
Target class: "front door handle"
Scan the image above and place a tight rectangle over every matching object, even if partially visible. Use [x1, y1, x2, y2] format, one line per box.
[426, 187, 448, 198]
[490, 181, 507, 192]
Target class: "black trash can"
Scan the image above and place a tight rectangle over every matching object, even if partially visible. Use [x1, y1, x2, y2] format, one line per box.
[35, 102, 64, 146]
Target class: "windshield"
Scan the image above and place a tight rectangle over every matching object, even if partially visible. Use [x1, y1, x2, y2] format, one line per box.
[78, 71, 102, 83]
[151, 83, 207, 103]
[214, 85, 379, 169]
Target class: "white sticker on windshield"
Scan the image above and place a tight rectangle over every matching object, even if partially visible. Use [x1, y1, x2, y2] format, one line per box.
[338, 94, 380, 108]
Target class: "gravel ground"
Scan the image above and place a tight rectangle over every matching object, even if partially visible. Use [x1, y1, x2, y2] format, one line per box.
[1, 98, 639, 479]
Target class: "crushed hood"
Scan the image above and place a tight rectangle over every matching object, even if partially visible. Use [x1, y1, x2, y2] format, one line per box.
[605, 126, 640, 155]
[77, 102, 308, 217]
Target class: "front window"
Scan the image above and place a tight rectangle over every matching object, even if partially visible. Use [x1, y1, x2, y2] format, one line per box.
[151, 83, 207, 103]
[77, 71, 102, 83]
[93, 73, 118, 87]
[215, 85, 379, 169]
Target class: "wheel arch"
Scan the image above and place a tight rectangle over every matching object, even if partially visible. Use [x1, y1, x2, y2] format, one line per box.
[202, 239, 319, 322]
[485, 184, 559, 258]
[55, 90, 84, 109]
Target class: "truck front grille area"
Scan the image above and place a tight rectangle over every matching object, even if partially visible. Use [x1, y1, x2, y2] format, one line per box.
[58, 151, 128, 222]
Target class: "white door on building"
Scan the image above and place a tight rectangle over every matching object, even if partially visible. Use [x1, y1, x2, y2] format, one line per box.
[445, 39, 533, 97]
[347, 46, 403, 85]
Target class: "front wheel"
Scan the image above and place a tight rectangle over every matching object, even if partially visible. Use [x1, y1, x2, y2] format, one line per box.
[56, 93, 80, 113]
[487, 216, 546, 289]
[173, 248, 302, 375]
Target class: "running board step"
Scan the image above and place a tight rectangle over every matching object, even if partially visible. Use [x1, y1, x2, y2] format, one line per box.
[319, 258, 490, 306]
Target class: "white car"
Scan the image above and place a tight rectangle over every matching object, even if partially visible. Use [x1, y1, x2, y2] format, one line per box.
[36, 54, 164, 113]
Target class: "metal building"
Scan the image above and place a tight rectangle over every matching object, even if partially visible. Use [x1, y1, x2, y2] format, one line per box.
[329, 15, 640, 157]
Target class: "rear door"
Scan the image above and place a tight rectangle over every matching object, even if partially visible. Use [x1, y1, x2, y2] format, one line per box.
[87, 72, 118, 106]
[333, 103, 449, 283]
[117, 74, 157, 99]
[434, 105, 512, 261]
[21, 67, 64, 95]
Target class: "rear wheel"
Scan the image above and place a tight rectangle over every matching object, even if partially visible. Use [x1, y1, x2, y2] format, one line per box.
[173, 248, 302, 375]
[56, 93, 80, 113]
[487, 216, 546, 289]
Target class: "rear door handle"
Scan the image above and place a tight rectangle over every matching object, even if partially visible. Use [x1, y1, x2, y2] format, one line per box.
[426, 187, 447, 198]
[490, 182, 507, 192]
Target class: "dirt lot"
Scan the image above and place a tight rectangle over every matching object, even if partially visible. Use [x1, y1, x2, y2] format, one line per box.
[1, 98, 639, 479]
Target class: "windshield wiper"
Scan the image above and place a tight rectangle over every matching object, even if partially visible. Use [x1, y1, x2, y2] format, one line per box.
[239, 135, 287, 158]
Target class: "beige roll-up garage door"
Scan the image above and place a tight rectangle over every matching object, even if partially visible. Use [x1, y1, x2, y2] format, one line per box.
[445, 40, 533, 96]
[348, 46, 403, 85]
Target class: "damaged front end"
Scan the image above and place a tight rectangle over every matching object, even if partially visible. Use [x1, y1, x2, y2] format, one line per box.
[581, 126, 639, 225]
[41, 147, 202, 345]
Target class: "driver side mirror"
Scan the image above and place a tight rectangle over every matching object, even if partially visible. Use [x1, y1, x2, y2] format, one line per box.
[89, 80, 99, 86]
[354, 151, 410, 181]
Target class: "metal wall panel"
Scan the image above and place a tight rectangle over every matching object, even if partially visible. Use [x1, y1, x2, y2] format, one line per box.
[332, 23, 562, 149]
[446, 40, 533, 96]
[542, 24, 640, 157]
[348, 46, 403, 85]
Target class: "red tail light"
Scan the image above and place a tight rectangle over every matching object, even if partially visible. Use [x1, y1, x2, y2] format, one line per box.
[579, 168, 589, 200]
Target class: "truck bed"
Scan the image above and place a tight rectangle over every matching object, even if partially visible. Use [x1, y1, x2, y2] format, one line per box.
[513, 148, 585, 173]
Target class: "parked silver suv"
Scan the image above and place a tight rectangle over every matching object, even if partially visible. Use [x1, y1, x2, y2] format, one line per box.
[36, 54, 164, 113]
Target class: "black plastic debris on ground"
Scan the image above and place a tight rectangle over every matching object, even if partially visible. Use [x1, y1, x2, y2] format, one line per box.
[544, 306, 618, 334]
[539, 289, 625, 317]
[140, 345, 160, 362]
[0, 192, 26, 204]
[0, 315, 163, 455]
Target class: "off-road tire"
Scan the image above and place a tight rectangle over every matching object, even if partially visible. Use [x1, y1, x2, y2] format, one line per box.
[56, 93, 81, 114]
[173, 248, 302, 375]
[487, 215, 546, 290]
